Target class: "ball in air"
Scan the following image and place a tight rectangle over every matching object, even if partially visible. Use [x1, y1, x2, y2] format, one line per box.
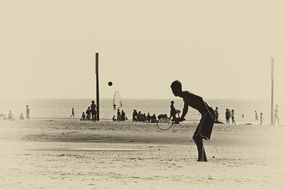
[108, 81, 113, 86]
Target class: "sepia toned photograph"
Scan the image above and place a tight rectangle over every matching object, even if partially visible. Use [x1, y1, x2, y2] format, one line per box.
[0, 0, 285, 189]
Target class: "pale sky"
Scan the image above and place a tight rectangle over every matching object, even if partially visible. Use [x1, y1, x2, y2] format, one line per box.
[0, 0, 285, 100]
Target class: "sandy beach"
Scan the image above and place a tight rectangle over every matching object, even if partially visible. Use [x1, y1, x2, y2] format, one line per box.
[0, 119, 284, 190]
[2, 0, 285, 189]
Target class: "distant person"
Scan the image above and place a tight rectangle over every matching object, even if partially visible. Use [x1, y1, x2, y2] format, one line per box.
[231, 110, 236, 124]
[260, 112, 263, 125]
[146, 113, 151, 122]
[171, 80, 215, 162]
[8, 110, 14, 120]
[86, 107, 91, 120]
[169, 101, 180, 122]
[150, 114, 157, 123]
[142, 113, 146, 122]
[117, 109, 121, 121]
[90, 101, 97, 121]
[112, 115, 116, 121]
[20, 113, 24, 120]
[255, 110, 259, 124]
[225, 109, 231, 124]
[214, 107, 219, 123]
[274, 104, 280, 125]
[137, 111, 142, 121]
[121, 110, 126, 121]
[80, 112, 86, 120]
[132, 110, 138, 122]
[70, 108, 75, 118]
[26, 105, 30, 120]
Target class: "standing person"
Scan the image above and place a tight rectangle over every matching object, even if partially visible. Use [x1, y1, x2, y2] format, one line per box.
[170, 80, 215, 162]
[260, 112, 263, 125]
[117, 109, 121, 121]
[121, 110, 126, 121]
[214, 107, 219, 123]
[274, 104, 280, 125]
[169, 101, 178, 121]
[231, 109, 236, 124]
[225, 109, 230, 124]
[255, 110, 259, 124]
[26, 105, 30, 120]
[69, 108, 75, 118]
[90, 101, 97, 121]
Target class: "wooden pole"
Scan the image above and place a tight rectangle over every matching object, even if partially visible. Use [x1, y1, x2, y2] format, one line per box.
[95, 53, 100, 121]
[271, 57, 274, 125]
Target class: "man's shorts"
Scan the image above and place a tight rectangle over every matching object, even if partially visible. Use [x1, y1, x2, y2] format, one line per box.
[194, 107, 215, 140]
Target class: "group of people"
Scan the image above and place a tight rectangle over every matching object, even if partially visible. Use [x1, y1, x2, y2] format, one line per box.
[112, 109, 128, 121]
[225, 108, 236, 124]
[132, 110, 159, 123]
[254, 110, 264, 125]
[131, 101, 181, 123]
[213, 104, 281, 126]
[0, 105, 30, 121]
[255, 104, 280, 126]
[80, 100, 98, 121]
[213, 107, 236, 124]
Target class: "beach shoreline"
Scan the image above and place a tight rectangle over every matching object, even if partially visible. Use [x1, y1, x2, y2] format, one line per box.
[0, 119, 285, 190]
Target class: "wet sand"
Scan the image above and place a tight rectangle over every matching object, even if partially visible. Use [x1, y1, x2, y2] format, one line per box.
[0, 119, 285, 190]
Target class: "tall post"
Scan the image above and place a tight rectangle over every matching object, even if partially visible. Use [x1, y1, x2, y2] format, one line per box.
[95, 53, 100, 121]
[271, 57, 274, 125]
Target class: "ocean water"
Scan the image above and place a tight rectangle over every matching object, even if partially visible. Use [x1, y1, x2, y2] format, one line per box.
[1, 98, 282, 125]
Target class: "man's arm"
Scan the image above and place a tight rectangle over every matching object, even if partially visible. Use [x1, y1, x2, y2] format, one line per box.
[180, 103, 188, 120]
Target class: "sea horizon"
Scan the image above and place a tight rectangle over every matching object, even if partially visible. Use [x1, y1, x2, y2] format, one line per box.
[1, 98, 281, 125]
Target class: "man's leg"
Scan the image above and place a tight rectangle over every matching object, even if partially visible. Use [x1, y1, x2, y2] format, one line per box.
[193, 121, 207, 162]
[193, 135, 207, 161]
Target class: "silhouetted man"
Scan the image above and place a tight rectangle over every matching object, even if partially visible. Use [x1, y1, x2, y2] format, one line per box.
[214, 107, 219, 123]
[255, 110, 259, 124]
[231, 109, 236, 124]
[225, 109, 231, 124]
[171, 80, 215, 162]
[170, 101, 178, 122]
[70, 108, 75, 118]
[121, 110, 126, 121]
[90, 101, 97, 121]
[26, 105, 30, 120]
[132, 110, 138, 122]
[117, 109, 121, 121]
